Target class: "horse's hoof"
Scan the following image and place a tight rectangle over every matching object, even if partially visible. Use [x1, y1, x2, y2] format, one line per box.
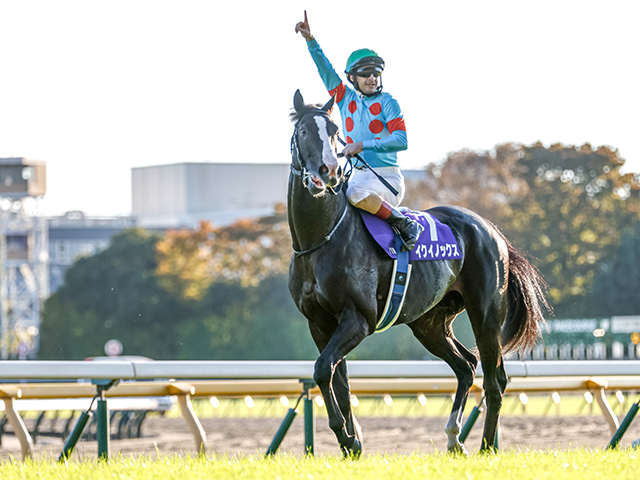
[448, 444, 469, 456]
[341, 437, 362, 459]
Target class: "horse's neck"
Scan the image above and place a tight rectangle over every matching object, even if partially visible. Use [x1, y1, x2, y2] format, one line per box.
[287, 173, 347, 252]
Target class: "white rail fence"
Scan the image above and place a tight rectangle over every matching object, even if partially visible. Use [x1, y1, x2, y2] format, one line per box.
[1, 360, 640, 459]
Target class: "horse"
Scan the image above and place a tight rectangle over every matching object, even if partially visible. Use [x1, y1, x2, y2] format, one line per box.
[287, 90, 549, 456]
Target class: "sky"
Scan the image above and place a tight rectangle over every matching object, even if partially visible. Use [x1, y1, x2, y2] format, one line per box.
[0, 1, 638, 216]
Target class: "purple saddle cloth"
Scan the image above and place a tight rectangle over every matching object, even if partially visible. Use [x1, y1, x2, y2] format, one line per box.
[361, 209, 462, 261]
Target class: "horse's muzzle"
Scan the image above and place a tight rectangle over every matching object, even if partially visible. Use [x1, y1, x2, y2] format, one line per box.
[319, 163, 342, 189]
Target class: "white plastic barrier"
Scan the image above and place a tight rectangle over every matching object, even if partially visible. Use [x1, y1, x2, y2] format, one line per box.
[2, 360, 640, 380]
[1, 360, 640, 459]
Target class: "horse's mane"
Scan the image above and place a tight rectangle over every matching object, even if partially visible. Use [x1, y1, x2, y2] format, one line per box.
[289, 104, 326, 123]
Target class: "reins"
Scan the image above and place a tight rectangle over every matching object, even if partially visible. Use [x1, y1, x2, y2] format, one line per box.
[290, 109, 351, 257]
[336, 137, 399, 197]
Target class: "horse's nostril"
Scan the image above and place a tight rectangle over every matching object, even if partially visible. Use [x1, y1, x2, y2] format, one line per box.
[319, 165, 328, 177]
[337, 165, 343, 178]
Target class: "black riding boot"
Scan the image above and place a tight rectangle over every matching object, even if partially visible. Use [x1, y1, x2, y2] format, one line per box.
[385, 207, 424, 252]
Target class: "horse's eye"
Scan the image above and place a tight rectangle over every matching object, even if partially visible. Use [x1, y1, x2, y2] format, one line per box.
[300, 129, 308, 137]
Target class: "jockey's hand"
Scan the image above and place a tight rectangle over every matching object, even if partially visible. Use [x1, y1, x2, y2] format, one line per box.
[342, 142, 364, 159]
[295, 10, 314, 41]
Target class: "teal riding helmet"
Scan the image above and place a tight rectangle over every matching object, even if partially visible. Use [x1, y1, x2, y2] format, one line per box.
[345, 48, 385, 75]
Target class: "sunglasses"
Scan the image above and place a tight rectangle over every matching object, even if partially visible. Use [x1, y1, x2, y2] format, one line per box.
[355, 69, 382, 78]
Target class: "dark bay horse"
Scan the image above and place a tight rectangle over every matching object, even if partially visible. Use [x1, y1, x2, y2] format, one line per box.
[287, 90, 549, 456]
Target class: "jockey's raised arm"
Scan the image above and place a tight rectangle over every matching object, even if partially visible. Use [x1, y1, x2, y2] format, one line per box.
[294, 11, 421, 252]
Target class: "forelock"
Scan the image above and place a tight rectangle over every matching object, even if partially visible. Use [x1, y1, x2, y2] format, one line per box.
[289, 103, 326, 123]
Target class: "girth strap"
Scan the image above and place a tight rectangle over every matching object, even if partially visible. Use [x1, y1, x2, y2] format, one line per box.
[375, 234, 412, 333]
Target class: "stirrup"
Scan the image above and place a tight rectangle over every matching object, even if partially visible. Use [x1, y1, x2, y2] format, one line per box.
[391, 226, 414, 252]
[391, 226, 405, 247]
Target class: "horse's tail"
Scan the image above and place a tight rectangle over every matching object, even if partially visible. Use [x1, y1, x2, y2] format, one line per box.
[501, 236, 551, 354]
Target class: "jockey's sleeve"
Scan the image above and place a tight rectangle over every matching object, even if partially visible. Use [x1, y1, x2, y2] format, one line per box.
[362, 97, 408, 153]
[306, 39, 347, 104]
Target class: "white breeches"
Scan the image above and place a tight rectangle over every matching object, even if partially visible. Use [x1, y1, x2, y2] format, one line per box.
[346, 166, 405, 207]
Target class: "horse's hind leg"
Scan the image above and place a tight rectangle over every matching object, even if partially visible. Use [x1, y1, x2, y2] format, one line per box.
[474, 332, 508, 452]
[466, 296, 508, 452]
[408, 294, 478, 454]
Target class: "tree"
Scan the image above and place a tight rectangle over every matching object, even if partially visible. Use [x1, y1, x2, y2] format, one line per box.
[583, 222, 640, 317]
[406, 142, 640, 317]
[503, 143, 640, 315]
[39, 212, 309, 360]
[173, 274, 317, 360]
[156, 204, 292, 300]
[39, 229, 190, 359]
[403, 143, 527, 224]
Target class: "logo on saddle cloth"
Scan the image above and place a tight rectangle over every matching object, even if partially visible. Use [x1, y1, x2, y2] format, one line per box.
[360, 210, 462, 261]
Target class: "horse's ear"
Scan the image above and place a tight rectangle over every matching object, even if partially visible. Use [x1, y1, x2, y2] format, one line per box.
[322, 95, 335, 113]
[294, 89, 305, 113]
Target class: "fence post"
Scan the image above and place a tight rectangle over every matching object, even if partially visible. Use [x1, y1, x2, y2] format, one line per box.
[1, 396, 32, 460]
[58, 410, 92, 462]
[460, 397, 485, 443]
[459, 404, 483, 443]
[92, 379, 119, 461]
[302, 379, 316, 456]
[607, 400, 640, 449]
[265, 380, 315, 456]
[265, 406, 299, 456]
[96, 389, 109, 460]
[586, 380, 619, 436]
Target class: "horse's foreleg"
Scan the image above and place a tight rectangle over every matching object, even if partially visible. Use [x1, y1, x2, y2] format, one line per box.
[313, 313, 369, 457]
[308, 319, 360, 444]
[334, 361, 363, 445]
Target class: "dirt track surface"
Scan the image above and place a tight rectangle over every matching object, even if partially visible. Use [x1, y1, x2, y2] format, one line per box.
[2, 414, 640, 460]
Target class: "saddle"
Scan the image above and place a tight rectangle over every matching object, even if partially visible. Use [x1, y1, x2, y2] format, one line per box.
[360, 209, 462, 332]
[360, 209, 462, 261]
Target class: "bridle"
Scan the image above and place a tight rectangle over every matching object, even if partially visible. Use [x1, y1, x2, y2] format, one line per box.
[290, 109, 352, 195]
[289, 109, 352, 257]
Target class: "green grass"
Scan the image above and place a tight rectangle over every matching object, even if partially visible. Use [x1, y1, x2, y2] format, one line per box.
[1, 449, 639, 480]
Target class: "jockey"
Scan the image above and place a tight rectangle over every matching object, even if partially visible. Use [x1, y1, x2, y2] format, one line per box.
[295, 11, 423, 252]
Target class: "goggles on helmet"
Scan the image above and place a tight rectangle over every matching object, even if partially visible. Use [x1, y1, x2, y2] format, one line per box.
[354, 67, 382, 78]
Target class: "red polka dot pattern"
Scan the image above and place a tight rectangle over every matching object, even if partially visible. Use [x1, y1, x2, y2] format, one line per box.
[348, 101, 357, 113]
[387, 117, 406, 133]
[345, 117, 354, 132]
[369, 120, 384, 134]
[346, 136, 353, 144]
[369, 103, 382, 115]
[329, 83, 346, 104]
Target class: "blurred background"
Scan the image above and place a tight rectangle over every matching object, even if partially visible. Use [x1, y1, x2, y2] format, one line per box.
[1, 1, 639, 361]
